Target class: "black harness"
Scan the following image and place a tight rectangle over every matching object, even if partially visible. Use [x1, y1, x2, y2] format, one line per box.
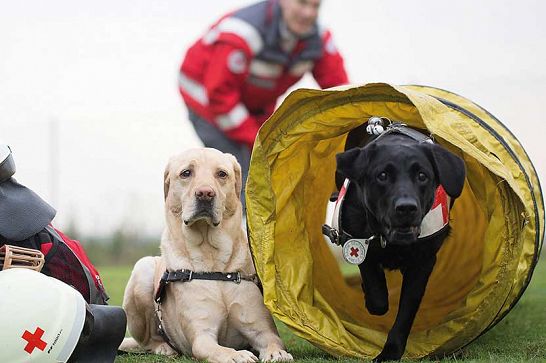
[153, 269, 260, 354]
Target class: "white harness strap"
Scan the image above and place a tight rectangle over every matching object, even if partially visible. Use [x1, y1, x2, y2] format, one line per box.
[332, 178, 350, 233]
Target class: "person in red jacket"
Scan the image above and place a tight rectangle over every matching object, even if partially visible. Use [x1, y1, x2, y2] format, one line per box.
[178, 0, 349, 205]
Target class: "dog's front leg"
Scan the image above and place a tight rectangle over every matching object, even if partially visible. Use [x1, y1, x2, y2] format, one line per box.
[191, 332, 259, 363]
[359, 261, 388, 315]
[374, 258, 436, 362]
[229, 299, 293, 362]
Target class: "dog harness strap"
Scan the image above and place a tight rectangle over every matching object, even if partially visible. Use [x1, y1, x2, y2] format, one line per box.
[323, 179, 366, 246]
[159, 269, 258, 287]
[154, 271, 170, 304]
[154, 272, 184, 355]
[155, 269, 259, 304]
[322, 179, 355, 246]
[367, 121, 434, 145]
[389, 123, 433, 144]
[157, 319, 183, 355]
[154, 268, 259, 354]
[154, 294, 183, 355]
[190, 271, 243, 282]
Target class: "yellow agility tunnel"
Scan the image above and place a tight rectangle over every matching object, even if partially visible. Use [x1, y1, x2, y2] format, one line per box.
[246, 83, 544, 359]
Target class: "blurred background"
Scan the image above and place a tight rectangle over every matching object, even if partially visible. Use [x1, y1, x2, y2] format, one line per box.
[2, 0, 545, 264]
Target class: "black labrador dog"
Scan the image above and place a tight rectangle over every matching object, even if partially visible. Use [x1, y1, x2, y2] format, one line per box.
[335, 129, 465, 362]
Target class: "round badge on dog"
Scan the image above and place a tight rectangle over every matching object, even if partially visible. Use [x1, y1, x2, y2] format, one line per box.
[342, 239, 368, 265]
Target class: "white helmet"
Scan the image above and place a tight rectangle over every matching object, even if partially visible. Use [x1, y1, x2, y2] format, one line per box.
[0, 268, 86, 363]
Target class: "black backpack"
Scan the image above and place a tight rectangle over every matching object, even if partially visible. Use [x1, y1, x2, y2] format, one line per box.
[1, 225, 109, 305]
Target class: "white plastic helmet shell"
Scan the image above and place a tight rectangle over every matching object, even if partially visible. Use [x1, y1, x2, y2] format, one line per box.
[0, 268, 86, 363]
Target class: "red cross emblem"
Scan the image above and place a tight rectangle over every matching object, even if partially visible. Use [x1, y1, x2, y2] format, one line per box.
[22, 327, 47, 354]
[350, 247, 360, 257]
[342, 239, 367, 264]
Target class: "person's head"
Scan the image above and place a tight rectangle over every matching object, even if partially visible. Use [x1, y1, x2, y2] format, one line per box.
[279, 0, 321, 37]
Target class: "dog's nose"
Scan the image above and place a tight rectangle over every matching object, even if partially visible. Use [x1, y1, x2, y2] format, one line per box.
[394, 198, 418, 216]
[195, 186, 216, 201]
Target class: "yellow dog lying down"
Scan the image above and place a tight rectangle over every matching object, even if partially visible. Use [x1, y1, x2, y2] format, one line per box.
[120, 148, 292, 363]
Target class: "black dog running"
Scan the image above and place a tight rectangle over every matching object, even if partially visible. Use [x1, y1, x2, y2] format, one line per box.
[324, 119, 466, 362]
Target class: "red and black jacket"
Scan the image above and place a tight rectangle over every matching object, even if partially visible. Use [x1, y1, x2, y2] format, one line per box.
[179, 0, 348, 149]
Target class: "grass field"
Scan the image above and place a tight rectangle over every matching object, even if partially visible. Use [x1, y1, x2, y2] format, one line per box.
[103, 257, 546, 362]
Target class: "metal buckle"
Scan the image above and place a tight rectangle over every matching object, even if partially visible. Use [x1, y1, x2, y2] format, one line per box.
[235, 272, 241, 284]
[322, 224, 340, 245]
[332, 228, 340, 245]
[187, 270, 193, 282]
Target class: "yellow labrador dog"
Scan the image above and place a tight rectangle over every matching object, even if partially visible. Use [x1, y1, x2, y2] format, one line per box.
[120, 148, 292, 363]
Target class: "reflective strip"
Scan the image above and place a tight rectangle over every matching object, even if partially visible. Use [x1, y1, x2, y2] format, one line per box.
[419, 186, 450, 238]
[216, 104, 249, 130]
[419, 202, 448, 238]
[178, 72, 209, 106]
[204, 17, 264, 54]
[248, 76, 276, 89]
[289, 61, 314, 76]
[249, 60, 282, 78]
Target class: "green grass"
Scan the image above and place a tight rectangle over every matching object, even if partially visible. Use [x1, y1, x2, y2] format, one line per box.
[103, 257, 546, 362]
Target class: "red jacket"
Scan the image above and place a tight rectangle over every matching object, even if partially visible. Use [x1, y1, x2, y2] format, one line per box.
[179, 0, 348, 149]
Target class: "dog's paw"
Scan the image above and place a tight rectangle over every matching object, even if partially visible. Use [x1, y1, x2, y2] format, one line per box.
[223, 349, 259, 363]
[365, 300, 389, 316]
[152, 342, 177, 356]
[260, 347, 293, 362]
[373, 351, 401, 362]
[373, 342, 404, 362]
[118, 337, 144, 353]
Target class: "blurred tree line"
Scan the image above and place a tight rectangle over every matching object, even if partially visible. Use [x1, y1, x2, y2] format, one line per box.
[64, 220, 161, 266]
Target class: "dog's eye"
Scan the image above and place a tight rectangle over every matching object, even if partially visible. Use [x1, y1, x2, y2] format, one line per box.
[217, 170, 228, 179]
[417, 172, 428, 182]
[180, 169, 192, 178]
[377, 171, 388, 182]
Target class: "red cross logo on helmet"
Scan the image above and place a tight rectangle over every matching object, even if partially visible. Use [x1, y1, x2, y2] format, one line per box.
[22, 327, 47, 354]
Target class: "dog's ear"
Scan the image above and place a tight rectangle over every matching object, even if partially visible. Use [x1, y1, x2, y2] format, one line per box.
[423, 143, 466, 198]
[336, 146, 371, 180]
[229, 154, 243, 199]
[163, 161, 171, 201]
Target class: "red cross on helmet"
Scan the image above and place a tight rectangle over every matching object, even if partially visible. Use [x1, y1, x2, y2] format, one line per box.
[0, 268, 87, 362]
[0, 268, 126, 362]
